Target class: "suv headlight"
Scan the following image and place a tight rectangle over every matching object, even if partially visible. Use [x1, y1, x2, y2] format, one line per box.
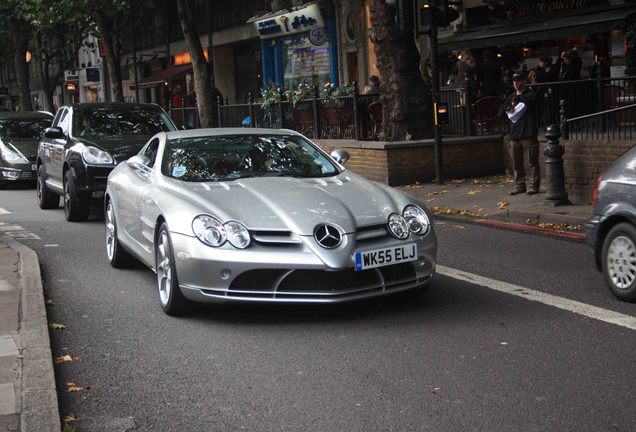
[403, 205, 431, 235]
[387, 213, 410, 239]
[0, 143, 28, 163]
[82, 146, 113, 165]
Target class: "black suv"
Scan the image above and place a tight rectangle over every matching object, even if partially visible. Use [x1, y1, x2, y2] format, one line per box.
[36, 103, 176, 221]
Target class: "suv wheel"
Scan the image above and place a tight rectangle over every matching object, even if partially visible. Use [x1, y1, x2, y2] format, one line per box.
[63, 170, 89, 222]
[37, 165, 60, 209]
[602, 222, 636, 302]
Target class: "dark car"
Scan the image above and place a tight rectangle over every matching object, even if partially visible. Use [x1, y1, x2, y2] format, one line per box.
[586, 145, 636, 302]
[0, 111, 53, 189]
[36, 103, 177, 221]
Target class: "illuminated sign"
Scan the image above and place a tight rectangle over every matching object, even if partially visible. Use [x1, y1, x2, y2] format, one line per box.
[173, 48, 209, 66]
[252, 4, 325, 40]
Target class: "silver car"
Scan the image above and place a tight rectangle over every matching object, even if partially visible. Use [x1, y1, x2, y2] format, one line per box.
[105, 128, 437, 314]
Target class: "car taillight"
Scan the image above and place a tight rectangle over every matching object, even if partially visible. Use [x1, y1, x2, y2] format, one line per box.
[592, 175, 602, 208]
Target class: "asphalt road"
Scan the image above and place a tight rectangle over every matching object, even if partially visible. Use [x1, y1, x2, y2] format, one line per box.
[1, 187, 635, 432]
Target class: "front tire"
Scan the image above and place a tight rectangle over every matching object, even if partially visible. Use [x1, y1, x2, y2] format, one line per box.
[37, 165, 60, 209]
[155, 223, 189, 315]
[602, 223, 636, 302]
[63, 170, 89, 222]
[105, 200, 133, 268]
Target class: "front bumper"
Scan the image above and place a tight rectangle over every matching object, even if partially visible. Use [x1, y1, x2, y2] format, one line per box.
[0, 162, 36, 183]
[73, 165, 114, 205]
[585, 215, 602, 270]
[170, 231, 437, 304]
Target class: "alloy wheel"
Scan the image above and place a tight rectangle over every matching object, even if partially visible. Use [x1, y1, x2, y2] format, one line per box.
[105, 203, 115, 261]
[606, 235, 636, 289]
[156, 231, 172, 306]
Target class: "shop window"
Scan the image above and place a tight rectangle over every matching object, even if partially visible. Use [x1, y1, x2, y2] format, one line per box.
[281, 36, 331, 88]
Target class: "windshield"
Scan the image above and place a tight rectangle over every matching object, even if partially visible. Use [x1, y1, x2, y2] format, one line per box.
[0, 118, 52, 139]
[162, 135, 340, 182]
[73, 106, 175, 137]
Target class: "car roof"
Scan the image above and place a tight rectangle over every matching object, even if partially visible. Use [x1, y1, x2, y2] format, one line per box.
[163, 128, 303, 140]
[0, 111, 54, 120]
[69, 102, 163, 110]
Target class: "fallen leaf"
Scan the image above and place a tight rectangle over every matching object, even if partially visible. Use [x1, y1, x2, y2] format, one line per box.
[45, 299, 55, 305]
[497, 201, 509, 209]
[451, 179, 464, 184]
[54, 355, 79, 364]
[467, 189, 481, 196]
[66, 382, 76, 386]
[430, 206, 486, 218]
[431, 387, 441, 393]
[63, 414, 77, 422]
[452, 225, 465, 229]
[49, 322, 66, 330]
[67, 386, 84, 393]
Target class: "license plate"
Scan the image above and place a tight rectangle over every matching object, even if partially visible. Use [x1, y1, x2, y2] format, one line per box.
[31, 164, 36, 171]
[354, 243, 417, 271]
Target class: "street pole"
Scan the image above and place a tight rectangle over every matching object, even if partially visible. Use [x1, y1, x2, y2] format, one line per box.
[131, 0, 140, 103]
[429, 24, 443, 185]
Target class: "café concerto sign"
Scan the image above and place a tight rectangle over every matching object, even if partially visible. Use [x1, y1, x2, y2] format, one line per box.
[251, 4, 325, 39]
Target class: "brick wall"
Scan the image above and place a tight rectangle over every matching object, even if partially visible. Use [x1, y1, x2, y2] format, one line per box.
[502, 138, 635, 204]
[316, 136, 504, 186]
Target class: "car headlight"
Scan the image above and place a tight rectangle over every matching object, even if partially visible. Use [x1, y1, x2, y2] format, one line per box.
[387, 213, 410, 239]
[192, 215, 227, 247]
[403, 205, 431, 235]
[0, 143, 28, 163]
[82, 146, 113, 165]
[225, 221, 251, 249]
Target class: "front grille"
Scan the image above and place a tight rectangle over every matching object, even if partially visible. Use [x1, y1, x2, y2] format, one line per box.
[251, 230, 302, 247]
[212, 262, 423, 301]
[20, 171, 35, 179]
[89, 167, 113, 179]
[354, 224, 389, 244]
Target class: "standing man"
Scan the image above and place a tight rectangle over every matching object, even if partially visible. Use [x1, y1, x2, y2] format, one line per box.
[499, 72, 540, 195]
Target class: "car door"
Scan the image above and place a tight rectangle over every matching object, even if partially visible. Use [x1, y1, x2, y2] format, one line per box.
[119, 138, 159, 251]
[48, 108, 71, 188]
[39, 108, 67, 190]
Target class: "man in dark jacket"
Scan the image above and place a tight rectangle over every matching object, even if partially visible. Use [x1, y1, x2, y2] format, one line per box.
[498, 72, 540, 195]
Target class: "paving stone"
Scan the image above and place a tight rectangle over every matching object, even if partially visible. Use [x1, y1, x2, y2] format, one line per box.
[0, 281, 14, 292]
[0, 383, 16, 416]
[0, 413, 20, 431]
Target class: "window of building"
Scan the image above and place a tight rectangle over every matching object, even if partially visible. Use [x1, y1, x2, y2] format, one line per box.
[281, 36, 331, 88]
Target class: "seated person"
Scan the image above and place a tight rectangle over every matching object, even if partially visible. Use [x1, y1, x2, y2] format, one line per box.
[80, 116, 97, 136]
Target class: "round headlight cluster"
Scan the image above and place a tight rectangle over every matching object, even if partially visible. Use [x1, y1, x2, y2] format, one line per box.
[387, 206, 431, 239]
[388, 213, 410, 239]
[192, 215, 251, 249]
[403, 205, 431, 235]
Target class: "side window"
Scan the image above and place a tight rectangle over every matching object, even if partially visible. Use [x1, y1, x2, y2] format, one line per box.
[57, 109, 70, 134]
[142, 139, 160, 167]
[52, 108, 65, 127]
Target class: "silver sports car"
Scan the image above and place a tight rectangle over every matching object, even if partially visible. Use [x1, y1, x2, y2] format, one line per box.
[105, 128, 437, 314]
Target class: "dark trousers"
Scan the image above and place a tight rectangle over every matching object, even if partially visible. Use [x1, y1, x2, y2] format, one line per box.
[511, 138, 540, 190]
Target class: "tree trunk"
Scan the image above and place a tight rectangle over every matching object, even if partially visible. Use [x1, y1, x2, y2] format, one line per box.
[11, 21, 33, 111]
[35, 33, 55, 113]
[176, 0, 216, 127]
[97, 13, 124, 102]
[369, 0, 432, 140]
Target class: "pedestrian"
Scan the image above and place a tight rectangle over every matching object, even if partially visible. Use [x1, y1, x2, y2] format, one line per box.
[456, 48, 477, 82]
[536, 55, 558, 83]
[558, 50, 582, 81]
[498, 72, 540, 195]
[363, 75, 380, 95]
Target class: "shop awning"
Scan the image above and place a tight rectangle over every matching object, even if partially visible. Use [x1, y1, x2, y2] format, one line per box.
[131, 64, 192, 89]
[439, 5, 636, 52]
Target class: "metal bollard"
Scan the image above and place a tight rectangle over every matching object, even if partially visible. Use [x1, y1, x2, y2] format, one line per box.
[544, 124, 571, 206]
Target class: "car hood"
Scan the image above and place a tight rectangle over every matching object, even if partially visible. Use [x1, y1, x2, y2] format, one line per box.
[1, 138, 39, 162]
[77, 135, 150, 163]
[165, 172, 407, 235]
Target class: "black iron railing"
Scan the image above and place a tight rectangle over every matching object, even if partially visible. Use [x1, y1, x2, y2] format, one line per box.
[562, 99, 636, 140]
[169, 75, 636, 141]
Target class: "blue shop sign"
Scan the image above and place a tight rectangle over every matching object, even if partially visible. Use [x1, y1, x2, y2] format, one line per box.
[252, 3, 325, 40]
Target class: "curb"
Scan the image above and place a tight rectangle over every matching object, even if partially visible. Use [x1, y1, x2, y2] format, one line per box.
[2, 236, 60, 432]
[432, 214, 586, 243]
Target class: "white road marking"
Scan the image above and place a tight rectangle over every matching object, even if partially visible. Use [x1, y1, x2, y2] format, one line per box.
[438, 265, 636, 331]
[0, 208, 10, 214]
[44, 244, 58, 247]
[0, 222, 41, 240]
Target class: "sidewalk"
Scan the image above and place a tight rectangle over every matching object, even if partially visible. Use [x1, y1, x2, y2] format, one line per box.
[398, 174, 592, 241]
[0, 236, 59, 431]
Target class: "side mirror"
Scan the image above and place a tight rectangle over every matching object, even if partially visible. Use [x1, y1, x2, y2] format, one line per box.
[330, 149, 350, 165]
[127, 155, 151, 169]
[44, 127, 64, 139]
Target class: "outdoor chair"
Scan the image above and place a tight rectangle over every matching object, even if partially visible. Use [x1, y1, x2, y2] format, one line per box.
[473, 96, 504, 135]
[604, 84, 625, 110]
